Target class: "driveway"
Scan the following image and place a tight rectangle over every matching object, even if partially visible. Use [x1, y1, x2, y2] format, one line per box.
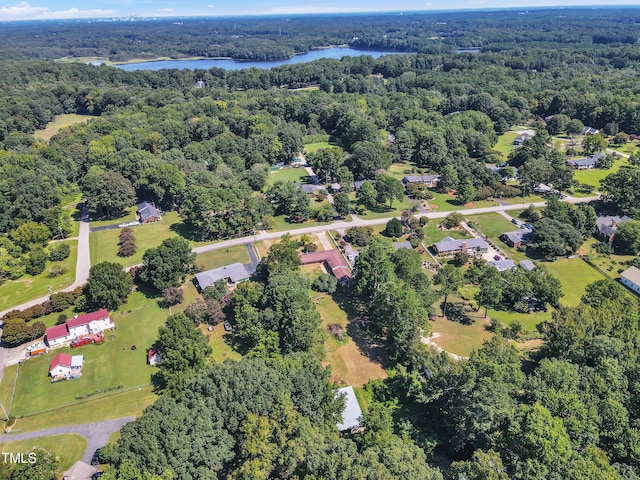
[0, 416, 134, 464]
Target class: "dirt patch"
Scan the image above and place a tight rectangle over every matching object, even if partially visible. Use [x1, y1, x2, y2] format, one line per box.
[514, 339, 544, 352]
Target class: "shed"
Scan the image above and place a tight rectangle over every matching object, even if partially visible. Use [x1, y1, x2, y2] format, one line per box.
[519, 260, 536, 271]
[335, 386, 363, 432]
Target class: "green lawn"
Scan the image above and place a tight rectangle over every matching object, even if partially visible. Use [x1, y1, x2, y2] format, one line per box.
[0, 241, 78, 311]
[615, 142, 640, 155]
[0, 434, 87, 472]
[429, 315, 493, 358]
[6, 291, 166, 418]
[573, 156, 628, 188]
[304, 142, 333, 155]
[195, 246, 251, 271]
[89, 206, 137, 229]
[423, 222, 472, 245]
[493, 131, 518, 160]
[266, 167, 310, 186]
[356, 196, 413, 220]
[90, 211, 191, 267]
[542, 258, 608, 306]
[34, 114, 93, 142]
[429, 191, 497, 212]
[466, 213, 530, 262]
[202, 323, 242, 364]
[269, 214, 332, 232]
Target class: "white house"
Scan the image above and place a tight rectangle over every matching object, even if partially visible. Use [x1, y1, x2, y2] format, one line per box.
[66, 309, 114, 338]
[49, 353, 84, 381]
[335, 386, 363, 432]
[44, 324, 72, 349]
[621, 266, 640, 295]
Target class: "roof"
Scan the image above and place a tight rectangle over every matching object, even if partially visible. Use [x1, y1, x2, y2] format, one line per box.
[596, 215, 632, 235]
[295, 182, 323, 194]
[138, 201, 160, 221]
[621, 266, 640, 287]
[352, 180, 374, 190]
[299, 250, 352, 280]
[568, 153, 604, 168]
[433, 237, 488, 253]
[63, 460, 98, 480]
[402, 174, 440, 184]
[195, 263, 253, 289]
[50, 353, 73, 371]
[67, 309, 110, 329]
[502, 230, 533, 245]
[393, 241, 413, 250]
[488, 259, 516, 271]
[71, 355, 84, 368]
[520, 260, 536, 271]
[335, 386, 363, 431]
[583, 126, 600, 135]
[45, 323, 69, 341]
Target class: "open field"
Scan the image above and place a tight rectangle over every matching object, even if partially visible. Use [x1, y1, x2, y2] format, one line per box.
[315, 293, 387, 387]
[89, 206, 137, 229]
[201, 323, 242, 363]
[355, 195, 413, 220]
[268, 214, 332, 233]
[493, 131, 518, 159]
[5, 291, 165, 418]
[34, 114, 93, 142]
[429, 191, 497, 212]
[7, 387, 156, 434]
[542, 258, 608, 306]
[267, 167, 310, 186]
[195, 246, 250, 271]
[466, 212, 529, 262]
[304, 142, 333, 155]
[428, 315, 493, 358]
[0, 241, 78, 311]
[0, 434, 87, 472]
[255, 232, 331, 257]
[423, 222, 472, 245]
[90, 211, 192, 266]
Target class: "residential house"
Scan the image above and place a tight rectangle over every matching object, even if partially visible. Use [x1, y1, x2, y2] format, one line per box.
[294, 182, 324, 195]
[352, 180, 375, 191]
[567, 152, 605, 170]
[49, 353, 84, 381]
[520, 260, 536, 271]
[393, 241, 413, 250]
[583, 126, 600, 135]
[137, 201, 161, 223]
[299, 249, 352, 285]
[67, 309, 114, 338]
[335, 386, 363, 433]
[433, 237, 488, 256]
[488, 259, 517, 271]
[500, 229, 533, 248]
[621, 266, 640, 295]
[195, 262, 255, 290]
[44, 323, 72, 349]
[402, 174, 440, 188]
[596, 215, 632, 243]
[62, 460, 98, 480]
[514, 132, 534, 146]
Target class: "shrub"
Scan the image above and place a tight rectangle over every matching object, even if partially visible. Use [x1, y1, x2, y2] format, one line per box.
[303, 242, 318, 253]
[346, 226, 374, 247]
[327, 323, 344, 340]
[2, 319, 46, 346]
[48, 243, 70, 261]
[419, 216, 428, 226]
[385, 218, 403, 238]
[312, 273, 338, 293]
[441, 213, 464, 229]
[118, 240, 137, 257]
[50, 291, 77, 312]
[161, 287, 184, 307]
[24, 247, 48, 276]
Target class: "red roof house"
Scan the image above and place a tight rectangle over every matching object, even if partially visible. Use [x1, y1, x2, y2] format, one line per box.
[45, 324, 71, 348]
[49, 353, 84, 381]
[67, 309, 114, 337]
[299, 250, 352, 284]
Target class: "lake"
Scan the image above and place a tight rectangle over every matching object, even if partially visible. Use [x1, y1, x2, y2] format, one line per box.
[113, 47, 410, 71]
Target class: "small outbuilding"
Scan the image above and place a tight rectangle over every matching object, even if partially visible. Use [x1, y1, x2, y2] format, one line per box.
[335, 386, 363, 433]
[519, 260, 536, 271]
[488, 259, 517, 272]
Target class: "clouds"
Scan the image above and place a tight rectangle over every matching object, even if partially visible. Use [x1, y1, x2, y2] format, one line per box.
[0, 1, 114, 20]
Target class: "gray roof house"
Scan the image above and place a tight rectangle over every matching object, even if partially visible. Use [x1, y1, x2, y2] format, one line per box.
[568, 152, 605, 170]
[195, 263, 255, 289]
[520, 260, 536, 271]
[583, 126, 600, 135]
[335, 386, 363, 432]
[433, 236, 488, 255]
[137, 201, 161, 223]
[295, 182, 324, 195]
[402, 174, 440, 187]
[514, 132, 534, 145]
[596, 215, 632, 242]
[352, 180, 375, 191]
[488, 259, 517, 272]
[393, 241, 413, 250]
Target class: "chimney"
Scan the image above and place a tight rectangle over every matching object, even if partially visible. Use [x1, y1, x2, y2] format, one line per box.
[611, 220, 617, 228]
[461, 242, 467, 252]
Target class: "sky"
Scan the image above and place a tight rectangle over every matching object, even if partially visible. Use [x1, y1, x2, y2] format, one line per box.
[1, 0, 639, 21]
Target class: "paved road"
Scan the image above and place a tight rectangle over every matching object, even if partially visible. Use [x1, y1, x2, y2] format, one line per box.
[0, 416, 134, 464]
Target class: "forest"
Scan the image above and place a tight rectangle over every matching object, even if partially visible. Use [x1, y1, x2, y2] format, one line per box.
[3, 7, 640, 479]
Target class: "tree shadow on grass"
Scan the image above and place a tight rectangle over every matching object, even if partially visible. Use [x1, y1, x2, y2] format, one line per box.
[131, 281, 160, 302]
[169, 221, 201, 242]
[333, 291, 387, 368]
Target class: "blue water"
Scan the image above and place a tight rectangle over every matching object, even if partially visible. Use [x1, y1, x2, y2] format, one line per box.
[112, 47, 409, 71]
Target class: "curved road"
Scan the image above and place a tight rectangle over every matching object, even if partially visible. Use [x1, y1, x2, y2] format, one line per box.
[0, 416, 134, 464]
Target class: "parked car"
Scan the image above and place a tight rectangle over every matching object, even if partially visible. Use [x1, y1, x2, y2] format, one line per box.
[347, 254, 354, 261]
[511, 218, 519, 224]
[494, 255, 502, 260]
[223, 321, 232, 332]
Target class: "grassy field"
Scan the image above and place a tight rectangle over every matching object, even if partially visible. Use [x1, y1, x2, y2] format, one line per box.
[356, 195, 413, 220]
[89, 206, 137, 228]
[267, 167, 310, 186]
[0, 241, 78, 311]
[34, 114, 93, 142]
[201, 323, 242, 363]
[304, 142, 333, 155]
[0, 434, 87, 472]
[428, 191, 497, 212]
[423, 222, 472, 245]
[269, 214, 332, 232]
[542, 258, 607, 306]
[466, 212, 529, 262]
[493, 131, 518, 160]
[315, 293, 387, 387]
[429, 316, 493, 358]
[5, 291, 165, 418]
[195, 246, 250, 271]
[90, 211, 191, 267]
[573, 156, 628, 188]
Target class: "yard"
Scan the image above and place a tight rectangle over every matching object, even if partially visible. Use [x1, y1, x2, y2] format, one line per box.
[428, 315, 493, 358]
[315, 293, 387, 387]
[0, 434, 87, 472]
[0, 240, 78, 311]
[304, 141, 333, 155]
[266, 167, 310, 186]
[195, 246, 251, 271]
[34, 114, 93, 142]
[90, 211, 196, 267]
[465, 212, 530, 262]
[423, 221, 472, 246]
[3, 290, 166, 419]
[201, 323, 242, 364]
[573, 155, 628, 188]
[542, 258, 608, 306]
[493, 131, 518, 160]
[428, 191, 497, 212]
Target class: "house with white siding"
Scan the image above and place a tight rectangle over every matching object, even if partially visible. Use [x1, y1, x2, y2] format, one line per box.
[621, 266, 640, 295]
